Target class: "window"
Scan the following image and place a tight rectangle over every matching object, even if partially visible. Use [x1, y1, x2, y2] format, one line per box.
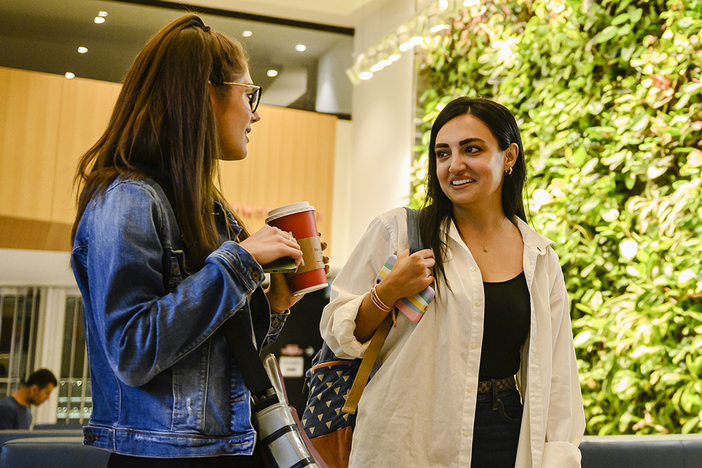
[57, 294, 91, 424]
[0, 287, 39, 397]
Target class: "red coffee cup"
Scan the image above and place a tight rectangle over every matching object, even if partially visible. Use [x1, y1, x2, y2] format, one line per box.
[265, 202, 328, 296]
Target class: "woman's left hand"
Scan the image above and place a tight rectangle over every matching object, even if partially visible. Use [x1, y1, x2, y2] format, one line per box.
[265, 235, 330, 312]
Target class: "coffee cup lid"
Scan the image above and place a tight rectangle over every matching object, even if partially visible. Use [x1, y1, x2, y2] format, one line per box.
[265, 202, 316, 223]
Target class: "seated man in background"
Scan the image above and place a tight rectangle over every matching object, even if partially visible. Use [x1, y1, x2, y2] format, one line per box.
[0, 369, 57, 429]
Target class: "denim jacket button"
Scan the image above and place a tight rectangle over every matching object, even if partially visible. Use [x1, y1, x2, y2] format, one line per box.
[251, 269, 261, 282]
[84, 432, 96, 443]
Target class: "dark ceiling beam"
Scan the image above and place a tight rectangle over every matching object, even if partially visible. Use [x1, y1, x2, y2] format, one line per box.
[107, 0, 355, 35]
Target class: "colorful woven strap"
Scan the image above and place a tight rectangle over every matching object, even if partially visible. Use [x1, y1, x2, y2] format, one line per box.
[341, 314, 393, 415]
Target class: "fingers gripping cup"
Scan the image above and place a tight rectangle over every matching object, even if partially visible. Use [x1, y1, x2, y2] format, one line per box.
[265, 202, 328, 296]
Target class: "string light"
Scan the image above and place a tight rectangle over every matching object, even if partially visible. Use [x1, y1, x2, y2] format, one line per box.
[346, 0, 459, 83]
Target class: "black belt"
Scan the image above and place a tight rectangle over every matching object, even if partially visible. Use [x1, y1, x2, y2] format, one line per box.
[477, 376, 516, 394]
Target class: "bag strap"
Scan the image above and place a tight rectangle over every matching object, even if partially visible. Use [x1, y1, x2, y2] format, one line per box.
[342, 207, 424, 415]
[222, 306, 280, 411]
[341, 314, 392, 415]
[404, 207, 424, 254]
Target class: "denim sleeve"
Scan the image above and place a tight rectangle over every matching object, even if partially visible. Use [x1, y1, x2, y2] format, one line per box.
[262, 310, 291, 348]
[86, 182, 265, 387]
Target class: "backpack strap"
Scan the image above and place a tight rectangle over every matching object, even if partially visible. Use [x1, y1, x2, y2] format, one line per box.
[404, 207, 424, 253]
[342, 207, 424, 415]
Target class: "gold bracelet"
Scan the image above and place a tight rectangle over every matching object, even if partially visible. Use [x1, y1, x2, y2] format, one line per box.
[371, 285, 394, 312]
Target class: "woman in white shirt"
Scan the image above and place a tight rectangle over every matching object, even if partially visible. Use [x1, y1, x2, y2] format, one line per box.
[320, 97, 585, 467]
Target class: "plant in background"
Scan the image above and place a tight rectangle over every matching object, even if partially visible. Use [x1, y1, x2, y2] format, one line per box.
[412, 0, 702, 435]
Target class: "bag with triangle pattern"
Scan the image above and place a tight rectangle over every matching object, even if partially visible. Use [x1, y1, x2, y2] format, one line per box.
[300, 207, 424, 468]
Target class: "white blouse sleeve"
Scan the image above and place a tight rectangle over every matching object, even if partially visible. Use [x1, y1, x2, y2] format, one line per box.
[543, 249, 586, 467]
[320, 212, 401, 359]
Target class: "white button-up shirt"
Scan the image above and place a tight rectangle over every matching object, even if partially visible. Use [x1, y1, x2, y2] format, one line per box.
[321, 208, 585, 467]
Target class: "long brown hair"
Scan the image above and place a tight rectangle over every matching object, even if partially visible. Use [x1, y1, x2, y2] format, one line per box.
[72, 15, 249, 270]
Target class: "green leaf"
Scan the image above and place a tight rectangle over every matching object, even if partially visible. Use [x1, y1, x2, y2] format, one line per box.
[629, 8, 643, 24]
[618, 24, 632, 37]
[596, 26, 620, 44]
[572, 147, 588, 167]
[611, 14, 630, 26]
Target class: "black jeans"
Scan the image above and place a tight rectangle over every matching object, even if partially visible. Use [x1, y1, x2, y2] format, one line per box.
[471, 385, 523, 468]
[107, 444, 265, 468]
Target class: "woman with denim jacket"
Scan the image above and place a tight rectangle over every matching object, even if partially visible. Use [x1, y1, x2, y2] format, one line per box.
[321, 97, 584, 467]
[71, 15, 322, 468]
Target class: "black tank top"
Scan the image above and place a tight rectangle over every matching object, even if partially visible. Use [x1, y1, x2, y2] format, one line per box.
[478, 271, 530, 381]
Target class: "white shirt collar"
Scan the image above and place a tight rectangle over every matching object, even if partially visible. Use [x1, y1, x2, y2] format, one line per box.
[446, 215, 554, 255]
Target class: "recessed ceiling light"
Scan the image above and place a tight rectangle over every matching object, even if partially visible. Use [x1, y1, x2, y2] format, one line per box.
[98, 11, 108, 17]
[267, 70, 278, 77]
[65, 72, 75, 79]
[94, 16, 105, 24]
[242, 30, 253, 37]
[77, 46, 88, 54]
[295, 44, 307, 52]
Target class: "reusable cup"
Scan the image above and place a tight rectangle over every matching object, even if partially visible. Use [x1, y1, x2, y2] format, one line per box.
[265, 202, 327, 296]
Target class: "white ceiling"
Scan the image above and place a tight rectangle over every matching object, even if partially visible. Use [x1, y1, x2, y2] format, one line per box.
[0, 0, 389, 114]
[181, 0, 387, 27]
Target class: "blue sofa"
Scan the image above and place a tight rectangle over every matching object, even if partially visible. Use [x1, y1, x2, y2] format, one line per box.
[0, 429, 83, 447]
[580, 434, 702, 468]
[0, 436, 108, 468]
[1, 431, 699, 467]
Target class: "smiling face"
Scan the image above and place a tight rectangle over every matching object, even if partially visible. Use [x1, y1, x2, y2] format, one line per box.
[209, 69, 261, 161]
[434, 113, 518, 211]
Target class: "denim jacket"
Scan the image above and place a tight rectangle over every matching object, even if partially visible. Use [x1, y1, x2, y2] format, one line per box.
[71, 176, 288, 458]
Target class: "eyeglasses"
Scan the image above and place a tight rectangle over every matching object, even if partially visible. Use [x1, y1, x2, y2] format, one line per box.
[222, 82, 262, 113]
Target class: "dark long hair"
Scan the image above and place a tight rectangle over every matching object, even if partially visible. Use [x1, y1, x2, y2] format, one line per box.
[72, 15, 249, 270]
[420, 97, 527, 290]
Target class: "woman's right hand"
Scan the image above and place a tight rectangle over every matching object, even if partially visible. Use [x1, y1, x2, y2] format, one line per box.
[376, 248, 435, 306]
[239, 226, 303, 268]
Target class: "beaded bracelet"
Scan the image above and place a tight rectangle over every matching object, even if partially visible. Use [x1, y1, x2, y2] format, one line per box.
[370, 285, 394, 313]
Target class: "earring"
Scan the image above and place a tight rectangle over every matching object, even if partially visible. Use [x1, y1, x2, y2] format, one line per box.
[506, 167, 513, 175]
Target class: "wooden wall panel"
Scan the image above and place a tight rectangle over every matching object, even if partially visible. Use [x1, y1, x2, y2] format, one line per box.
[0, 68, 63, 221]
[219, 106, 337, 243]
[0, 67, 337, 253]
[53, 77, 121, 224]
[0, 215, 72, 251]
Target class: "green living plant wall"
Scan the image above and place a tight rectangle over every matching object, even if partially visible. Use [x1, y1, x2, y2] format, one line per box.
[411, 0, 702, 435]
